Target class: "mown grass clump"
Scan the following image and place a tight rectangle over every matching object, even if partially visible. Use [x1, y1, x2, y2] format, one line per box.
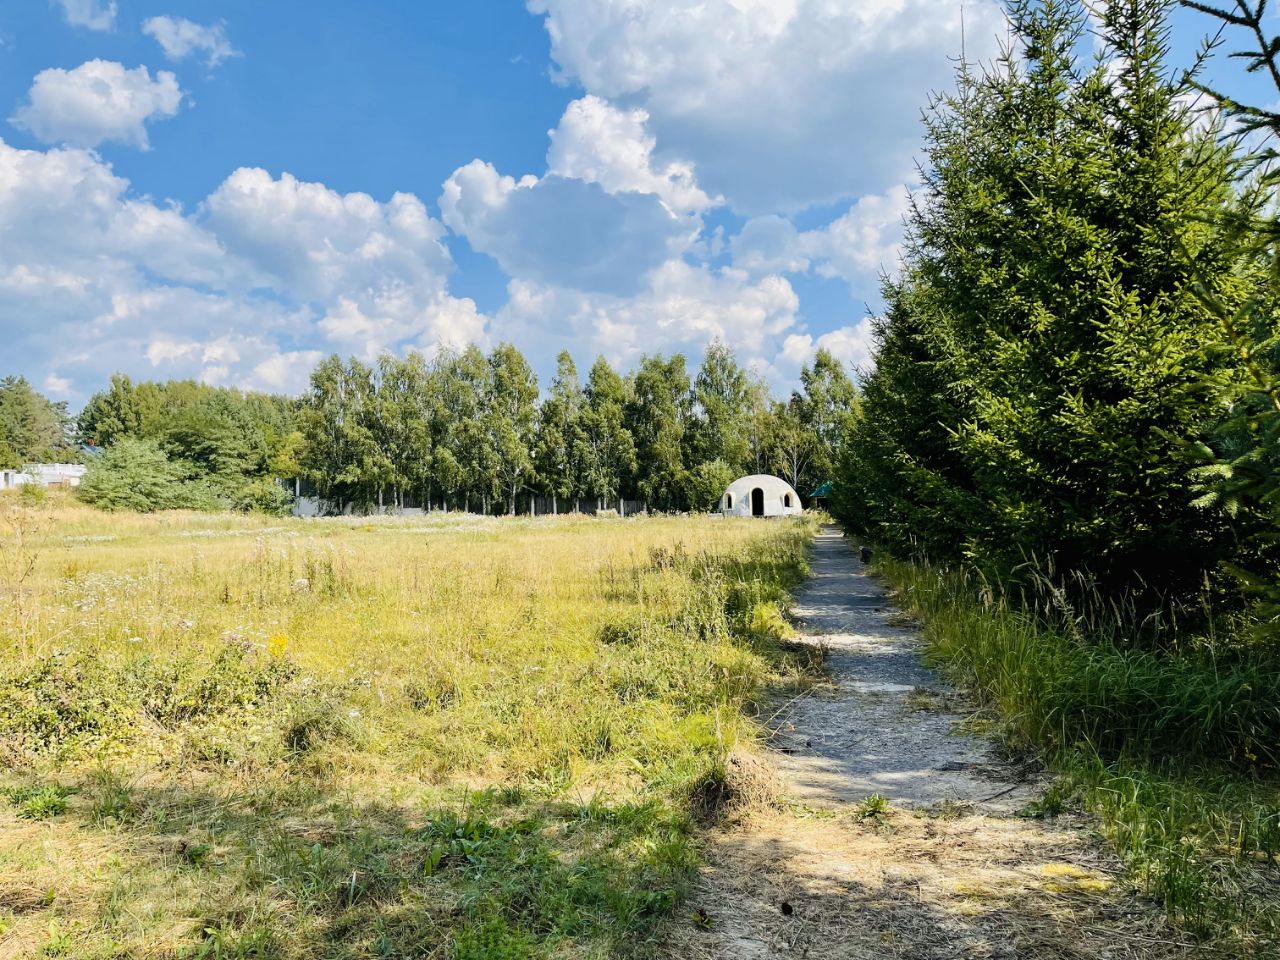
[881, 558, 1280, 948]
[0, 498, 815, 958]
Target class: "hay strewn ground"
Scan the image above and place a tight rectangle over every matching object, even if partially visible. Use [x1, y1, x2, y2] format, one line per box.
[0, 494, 816, 958]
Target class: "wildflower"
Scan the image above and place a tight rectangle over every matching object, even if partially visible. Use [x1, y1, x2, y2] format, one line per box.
[267, 634, 288, 657]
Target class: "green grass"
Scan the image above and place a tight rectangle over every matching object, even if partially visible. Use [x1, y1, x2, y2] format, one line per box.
[0, 494, 818, 958]
[3, 783, 74, 820]
[880, 557, 1280, 950]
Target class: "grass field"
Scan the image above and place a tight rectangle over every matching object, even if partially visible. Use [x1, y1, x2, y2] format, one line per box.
[0, 493, 817, 959]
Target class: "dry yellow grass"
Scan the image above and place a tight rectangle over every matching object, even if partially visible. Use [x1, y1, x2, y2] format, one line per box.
[0, 492, 816, 959]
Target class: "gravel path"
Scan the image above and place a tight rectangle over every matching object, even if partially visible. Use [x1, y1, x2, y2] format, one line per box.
[666, 525, 1205, 960]
[773, 525, 1038, 813]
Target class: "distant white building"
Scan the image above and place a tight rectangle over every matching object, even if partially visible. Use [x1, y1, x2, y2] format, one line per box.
[717, 474, 803, 518]
[1, 463, 87, 490]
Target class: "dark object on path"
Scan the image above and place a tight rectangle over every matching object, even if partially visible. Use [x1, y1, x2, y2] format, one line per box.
[860, 546, 873, 564]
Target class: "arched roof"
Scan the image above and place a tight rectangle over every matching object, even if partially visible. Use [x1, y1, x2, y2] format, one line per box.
[722, 474, 801, 501]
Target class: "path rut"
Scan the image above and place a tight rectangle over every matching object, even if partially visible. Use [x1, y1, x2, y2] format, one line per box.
[667, 526, 1205, 960]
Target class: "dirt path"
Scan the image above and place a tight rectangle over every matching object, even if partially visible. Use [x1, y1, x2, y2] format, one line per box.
[668, 526, 1205, 960]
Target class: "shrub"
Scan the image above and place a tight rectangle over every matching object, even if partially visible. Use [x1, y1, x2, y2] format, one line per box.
[17, 483, 46, 507]
[78, 438, 190, 512]
[233, 477, 294, 515]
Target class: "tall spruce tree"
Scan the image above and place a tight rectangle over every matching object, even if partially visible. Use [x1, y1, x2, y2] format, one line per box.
[1176, 0, 1280, 637]
[838, 0, 1241, 604]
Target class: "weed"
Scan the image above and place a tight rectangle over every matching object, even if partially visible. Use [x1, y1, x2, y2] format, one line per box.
[4, 784, 74, 820]
[857, 794, 891, 820]
[1019, 779, 1074, 820]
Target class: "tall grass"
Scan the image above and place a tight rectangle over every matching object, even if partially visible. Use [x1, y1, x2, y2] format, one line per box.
[0, 493, 817, 958]
[881, 557, 1280, 946]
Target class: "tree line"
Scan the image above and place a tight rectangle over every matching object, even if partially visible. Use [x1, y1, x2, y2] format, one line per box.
[7, 340, 856, 514]
[293, 341, 855, 514]
[832, 0, 1280, 641]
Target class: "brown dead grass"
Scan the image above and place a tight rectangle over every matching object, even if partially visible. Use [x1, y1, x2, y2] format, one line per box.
[668, 807, 1209, 960]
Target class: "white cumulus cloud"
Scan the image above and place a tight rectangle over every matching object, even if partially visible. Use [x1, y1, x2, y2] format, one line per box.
[494, 261, 801, 376]
[781, 319, 876, 375]
[143, 16, 239, 68]
[733, 184, 911, 282]
[441, 159, 694, 296]
[528, 0, 1003, 213]
[0, 137, 486, 400]
[10, 60, 183, 150]
[51, 0, 116, 31]
[547, 95, 717, 217]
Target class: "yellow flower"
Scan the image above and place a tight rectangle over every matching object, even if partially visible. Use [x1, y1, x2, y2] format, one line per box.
[267, 634, 288, 657]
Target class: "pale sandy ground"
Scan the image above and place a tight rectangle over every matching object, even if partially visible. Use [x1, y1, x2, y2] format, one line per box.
[666, 527, 1208, 959]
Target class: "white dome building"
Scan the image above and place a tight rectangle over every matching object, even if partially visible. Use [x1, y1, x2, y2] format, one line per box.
[718, 474, 803, 517]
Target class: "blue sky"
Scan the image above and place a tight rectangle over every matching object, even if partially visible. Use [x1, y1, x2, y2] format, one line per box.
[0, 1, 1271, 406]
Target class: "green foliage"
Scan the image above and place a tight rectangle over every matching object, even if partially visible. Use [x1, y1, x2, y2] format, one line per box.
[793, 349, 857, 492]
[18, 482, 47, 507]
[75, 376, 299, 514]
[77, 438, 218, 512]
[534, 351, 585, 509]
[486, 343, 540, 514]
[855, 793, 890, 820]
[827, 5, 1280, 943]
[688, 338, 761, 474]
[232, 477, 293, 516]
[1177, 0, 1280, 641]
[579, 356, 636, 505]
[67, 338, 853, 517]
[838, 0, 1244, 606]
[0, 375, 75, 464]
[4, 783, 74, 820]
[0, 438, 20, 470]
[685, 459, 737, 513]
[627, 355, 693, 511]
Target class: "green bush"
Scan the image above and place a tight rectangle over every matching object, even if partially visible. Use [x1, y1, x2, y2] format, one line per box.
[232, 477, 294, 515]
[17, 483, 46, 507]
[78, 438, 195, 512]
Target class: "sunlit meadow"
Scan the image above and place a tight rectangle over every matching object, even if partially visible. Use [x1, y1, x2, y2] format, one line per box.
[0, 493, 817, 959]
